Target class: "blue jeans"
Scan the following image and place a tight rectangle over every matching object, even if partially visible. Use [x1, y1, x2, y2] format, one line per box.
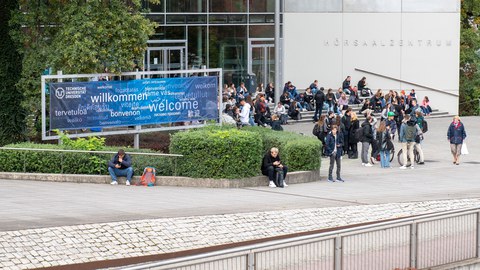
[108, 167, 134, 181]
[379, 150, 390, 168]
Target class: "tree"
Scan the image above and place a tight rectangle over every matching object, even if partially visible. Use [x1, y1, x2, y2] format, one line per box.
[460, 0, 480, 115]
[10, 0, 159, 139]
[0, 0, 26, 145]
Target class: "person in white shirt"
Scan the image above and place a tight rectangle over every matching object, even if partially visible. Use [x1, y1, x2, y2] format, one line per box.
[239, 98, 251, 126]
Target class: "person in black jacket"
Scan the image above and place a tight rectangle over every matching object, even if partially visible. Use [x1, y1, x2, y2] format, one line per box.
[325, 125, 344, 182]
[261, 147, 288, 188]
[360, 116, 374, 166]
[108, 149, 134, 185]
[313, 87, 326, 122]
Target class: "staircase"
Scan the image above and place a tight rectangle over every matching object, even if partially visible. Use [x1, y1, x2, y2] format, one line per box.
[268, 103, 453, 124]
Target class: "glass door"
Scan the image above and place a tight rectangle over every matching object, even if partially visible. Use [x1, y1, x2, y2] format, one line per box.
[248, 39, 275, 87]
[147, 47, 186, 77]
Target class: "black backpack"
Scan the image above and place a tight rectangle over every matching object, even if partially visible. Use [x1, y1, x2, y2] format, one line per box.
[421, 119, 428, 133]
[354, 127, 364, 142]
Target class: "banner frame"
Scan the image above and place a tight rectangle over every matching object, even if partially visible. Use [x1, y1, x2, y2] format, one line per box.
[41, 69, 223, 142]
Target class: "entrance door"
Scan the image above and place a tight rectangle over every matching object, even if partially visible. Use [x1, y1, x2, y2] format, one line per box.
[248, 39, 275, 87]
[146, 46, 186, 77]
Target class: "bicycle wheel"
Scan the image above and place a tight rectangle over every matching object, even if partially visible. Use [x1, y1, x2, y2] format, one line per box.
[397, 149, 405, 166]
[389, 148, 395, 162]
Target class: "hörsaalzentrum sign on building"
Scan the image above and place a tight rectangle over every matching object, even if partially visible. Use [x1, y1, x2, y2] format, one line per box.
[49, 76, 218, 130]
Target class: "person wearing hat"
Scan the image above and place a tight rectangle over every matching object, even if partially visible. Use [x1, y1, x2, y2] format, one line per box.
[386, 111, 397, 140]
[108, 149, 134, 185]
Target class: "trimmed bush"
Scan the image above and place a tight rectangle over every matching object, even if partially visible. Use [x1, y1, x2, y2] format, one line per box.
[170, 128, 263, 179]
[170, 125, 322, 179]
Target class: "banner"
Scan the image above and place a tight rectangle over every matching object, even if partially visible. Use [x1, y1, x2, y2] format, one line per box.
[49, 77, 218, 130]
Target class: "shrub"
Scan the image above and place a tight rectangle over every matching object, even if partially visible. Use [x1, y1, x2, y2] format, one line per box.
[170, 127, 263, 179]
[170, 125, 322, 179]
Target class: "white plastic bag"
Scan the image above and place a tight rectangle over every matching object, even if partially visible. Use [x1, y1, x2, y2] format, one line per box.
[461, 143, 469, 155]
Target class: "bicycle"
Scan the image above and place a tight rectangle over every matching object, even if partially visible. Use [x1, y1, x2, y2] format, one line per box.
[397, 147, 420, 167]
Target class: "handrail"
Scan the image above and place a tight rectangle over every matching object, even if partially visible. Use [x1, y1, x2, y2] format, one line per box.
[0, 147, 183, 157]
[355, 67, 459, 97]
[118, 206, 480, 270]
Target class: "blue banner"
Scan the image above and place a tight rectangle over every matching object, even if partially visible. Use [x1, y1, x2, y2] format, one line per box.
[49, 77, 218, 130]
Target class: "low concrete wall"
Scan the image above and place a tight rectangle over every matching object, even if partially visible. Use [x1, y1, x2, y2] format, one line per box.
[0, 170, 321, 188]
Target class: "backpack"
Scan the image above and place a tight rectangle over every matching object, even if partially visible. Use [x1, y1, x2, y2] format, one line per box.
[138, 167, 156, 186]
[354, 127, 364, 142]
[312, 124, 321, 137]
[405, 124, 417, 142]
[421, 119, 428, 133]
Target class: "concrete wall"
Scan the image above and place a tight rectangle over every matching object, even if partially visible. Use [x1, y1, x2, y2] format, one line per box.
[283, 0, 460, 114]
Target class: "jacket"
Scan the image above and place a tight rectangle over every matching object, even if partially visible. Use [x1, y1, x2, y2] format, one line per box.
[399, 120, 422, 143]
[325, 131, 344, 157]
[447, 122, 467, 145]
[361, 121, 373, 143]
[108, 153, 132, 170]
[314, 91, 325, 108]
[261, 152, 282, 171]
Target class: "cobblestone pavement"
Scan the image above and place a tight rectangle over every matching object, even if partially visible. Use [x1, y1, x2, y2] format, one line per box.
[1, 198, 480, 269]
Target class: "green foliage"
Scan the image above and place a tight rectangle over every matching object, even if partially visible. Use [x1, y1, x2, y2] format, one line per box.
[9, 0, 159, 139]
[460, 0, 480, 115]
[0, 142, 174, 176]
[170, 127, 263, 178]
[0, 0, 26, 145]
[170, 126, 322, 179]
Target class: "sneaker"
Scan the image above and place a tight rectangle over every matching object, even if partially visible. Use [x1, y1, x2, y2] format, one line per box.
[370, 157, 376, 164]
[283, 181, 288, 187]
[418, 162, 425, 165]
[364, 163, 373, 167]
[110, 181, 118, 185]
[399, 166, 407, 169]
[126, 180, 131, 186]
[336, 178, 345, 182]
[361, 163, 366, 166]
[268, 181, 276, 188]
[327, 178, 335, 182]
[410, 166, 414, 169]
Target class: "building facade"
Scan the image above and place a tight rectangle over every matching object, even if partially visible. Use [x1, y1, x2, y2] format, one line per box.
[144, 0, 460, 114]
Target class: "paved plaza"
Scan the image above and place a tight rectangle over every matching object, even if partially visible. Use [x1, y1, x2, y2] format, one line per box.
[0, 116, 479, 269]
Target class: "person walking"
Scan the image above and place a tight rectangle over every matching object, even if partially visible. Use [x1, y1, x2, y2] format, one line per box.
[447, 115, 467, 165]
[325, 125, 344, 182]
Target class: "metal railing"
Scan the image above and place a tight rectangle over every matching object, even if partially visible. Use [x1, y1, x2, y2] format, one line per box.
[0, 147, 183, 176]
[355, 68, 459, 97]
[115, 207, 480, 270]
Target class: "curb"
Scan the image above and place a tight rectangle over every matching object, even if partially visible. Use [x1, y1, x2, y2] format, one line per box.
[0, 170, 320, 188]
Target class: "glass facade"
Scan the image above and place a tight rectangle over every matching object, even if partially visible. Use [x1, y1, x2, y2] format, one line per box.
[142, 0, 280, 87]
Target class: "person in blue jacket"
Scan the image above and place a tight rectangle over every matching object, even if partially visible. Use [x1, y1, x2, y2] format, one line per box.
[325, 125, 344, 182]
[447, 115, 467, 165]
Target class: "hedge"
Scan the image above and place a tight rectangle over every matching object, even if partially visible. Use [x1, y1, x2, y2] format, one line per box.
[0, 142, 176, 176]
[0, 126, 322, 179]
[169, 125, 322, 179]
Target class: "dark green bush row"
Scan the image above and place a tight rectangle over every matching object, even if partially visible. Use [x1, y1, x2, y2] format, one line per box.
[0, 142, 176, 176]
[169, 125, 322, 179]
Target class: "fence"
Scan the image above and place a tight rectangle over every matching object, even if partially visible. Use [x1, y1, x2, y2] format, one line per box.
[0, 147, 183, 176]
[113, 207, 480, 270]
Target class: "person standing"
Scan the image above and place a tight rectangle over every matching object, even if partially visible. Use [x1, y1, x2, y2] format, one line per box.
[399, 115, 417, 169]
[348, 111, 360, 159]
[108, 149, 134, 185]
[447, 116, 467, 165]
[313, 87, 326, 122]
[325, 125, 344, 182]
[377, 121, 393, 168]
[361, 116, 374, 166]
